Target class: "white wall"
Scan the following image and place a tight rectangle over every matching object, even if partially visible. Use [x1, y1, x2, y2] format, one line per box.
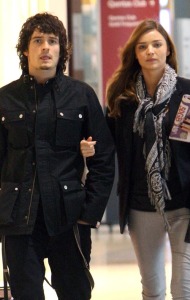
[0, 0, 68, 87]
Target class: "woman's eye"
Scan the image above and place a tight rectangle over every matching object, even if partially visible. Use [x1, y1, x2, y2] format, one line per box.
[138, 45, 146, 50]
[153, 42, 162, 48]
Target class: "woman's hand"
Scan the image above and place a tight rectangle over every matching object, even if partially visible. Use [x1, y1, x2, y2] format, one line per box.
[80, 136, 96, 157]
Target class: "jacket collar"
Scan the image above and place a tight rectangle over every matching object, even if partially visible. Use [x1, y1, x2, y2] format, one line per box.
[21, 70, 64, 93]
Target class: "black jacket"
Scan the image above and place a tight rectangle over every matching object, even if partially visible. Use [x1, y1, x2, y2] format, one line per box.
[106, 77, 190, 234]
[0, 72, 115, 236]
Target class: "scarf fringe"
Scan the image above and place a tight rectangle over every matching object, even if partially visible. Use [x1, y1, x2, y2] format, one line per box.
[162, 178, 172, 200]
[162, 212, 171, 231]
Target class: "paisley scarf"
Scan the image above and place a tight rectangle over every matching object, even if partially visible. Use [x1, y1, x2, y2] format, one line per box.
[133, 65, 177, 230]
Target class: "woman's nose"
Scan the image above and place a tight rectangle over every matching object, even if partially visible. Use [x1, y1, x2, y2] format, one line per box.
[146, 45, 154, 55]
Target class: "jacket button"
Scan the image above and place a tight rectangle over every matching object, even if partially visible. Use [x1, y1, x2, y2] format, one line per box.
[32, 110, 36, 114]
[28, 188, 32, 192]
[79, 114, 82, 119]
[60, 112, 64, 117]
[64, 185, 68, 190]
[1, 117, 5, 122]
[19, 114, 23, 119]
[15, 187, 18, 191]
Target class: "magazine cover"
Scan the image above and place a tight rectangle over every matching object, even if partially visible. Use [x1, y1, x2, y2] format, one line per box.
[169, 94, 190, 142]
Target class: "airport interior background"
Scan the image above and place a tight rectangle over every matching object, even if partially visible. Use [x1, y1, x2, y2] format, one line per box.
[0, 0, 190, 299]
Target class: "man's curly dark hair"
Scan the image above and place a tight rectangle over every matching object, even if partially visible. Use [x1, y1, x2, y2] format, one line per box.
[16, 12, 72, 73]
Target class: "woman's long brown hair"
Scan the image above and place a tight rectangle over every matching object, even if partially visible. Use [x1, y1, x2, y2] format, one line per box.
[106, 19, 178, 118]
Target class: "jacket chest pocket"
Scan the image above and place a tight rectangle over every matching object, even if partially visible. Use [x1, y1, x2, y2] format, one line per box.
[56, 108, 84, 146]
[1, 110, 29, 148]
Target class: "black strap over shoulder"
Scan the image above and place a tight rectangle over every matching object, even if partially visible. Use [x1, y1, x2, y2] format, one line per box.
[73, 224, 94, 290]
[1, 236, 11, 300]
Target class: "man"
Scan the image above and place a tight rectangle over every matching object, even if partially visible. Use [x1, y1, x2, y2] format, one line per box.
[0, 13, 115, 300]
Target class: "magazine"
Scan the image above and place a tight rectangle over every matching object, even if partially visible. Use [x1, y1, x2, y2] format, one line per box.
[169, 94, 190, 142]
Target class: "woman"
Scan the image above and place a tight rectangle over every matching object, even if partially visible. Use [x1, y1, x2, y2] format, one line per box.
[81, 19, 190, 299]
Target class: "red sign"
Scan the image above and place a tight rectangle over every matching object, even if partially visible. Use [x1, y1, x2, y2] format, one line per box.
[99, 0, 159, 105]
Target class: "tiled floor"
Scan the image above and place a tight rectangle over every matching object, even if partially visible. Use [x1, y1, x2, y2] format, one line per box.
[0, 225, 172, 299]
[43, 225, 172, 300]
[91, 226, 171, 300]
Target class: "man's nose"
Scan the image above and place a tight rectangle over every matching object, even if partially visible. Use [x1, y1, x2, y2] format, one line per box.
[42, 40, 49, 50]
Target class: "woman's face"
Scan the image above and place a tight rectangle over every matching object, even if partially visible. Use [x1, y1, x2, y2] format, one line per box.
[135, 29, 170, 74]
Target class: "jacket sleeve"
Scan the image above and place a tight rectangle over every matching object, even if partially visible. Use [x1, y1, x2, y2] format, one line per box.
[80, 88, 115, 226]
[105, 107, 116, 144]
[185, 220, 190, 243]
[0, 120, 7, 186]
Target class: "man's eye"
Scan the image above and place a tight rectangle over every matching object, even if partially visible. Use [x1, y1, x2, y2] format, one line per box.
[49, 39, 58, 45]
[34, 39, 41, 44]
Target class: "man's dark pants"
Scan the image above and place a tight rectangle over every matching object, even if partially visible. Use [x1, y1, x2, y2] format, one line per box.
[5, 218, 92, 300]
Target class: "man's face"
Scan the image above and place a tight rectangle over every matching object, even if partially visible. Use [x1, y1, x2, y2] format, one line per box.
[24, 29, 60, 82]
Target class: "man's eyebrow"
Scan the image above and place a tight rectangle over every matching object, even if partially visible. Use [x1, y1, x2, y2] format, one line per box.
[48, 36, 59, 40]
[31, 35, 59, 40]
